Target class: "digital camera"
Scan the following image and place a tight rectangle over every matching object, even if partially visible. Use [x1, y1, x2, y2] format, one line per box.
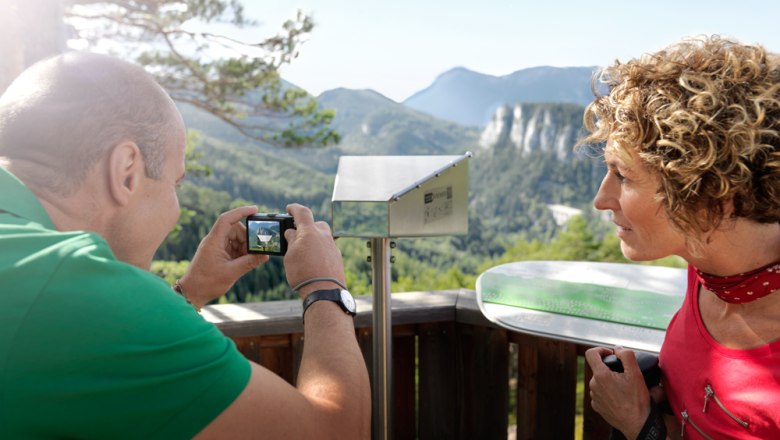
[246, 213, 295, 256]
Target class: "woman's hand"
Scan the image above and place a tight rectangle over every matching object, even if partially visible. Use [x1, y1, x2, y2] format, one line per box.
[585, 346, 652, 439]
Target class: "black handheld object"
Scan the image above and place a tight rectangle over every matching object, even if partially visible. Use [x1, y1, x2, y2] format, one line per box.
[246, 213, 295, 256]
[602, 352, 661, 389]
[603, 352, 666, 440]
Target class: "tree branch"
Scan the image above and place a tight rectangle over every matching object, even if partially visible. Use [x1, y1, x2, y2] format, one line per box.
[63, 0, 339, 147]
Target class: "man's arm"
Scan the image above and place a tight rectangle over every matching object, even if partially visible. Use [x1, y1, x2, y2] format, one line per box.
[194, 204, 371, 439]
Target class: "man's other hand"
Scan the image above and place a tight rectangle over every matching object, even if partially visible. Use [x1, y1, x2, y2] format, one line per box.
[179, 206, 268, 308]
[283, 203, 346, 298]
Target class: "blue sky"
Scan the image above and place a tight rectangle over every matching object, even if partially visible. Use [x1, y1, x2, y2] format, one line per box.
[223, 1, 780, 102]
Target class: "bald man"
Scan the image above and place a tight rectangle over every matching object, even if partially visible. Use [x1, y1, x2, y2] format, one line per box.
[0, 52, 370, 439]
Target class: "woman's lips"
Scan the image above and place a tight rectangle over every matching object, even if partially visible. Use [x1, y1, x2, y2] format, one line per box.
[615, 223, 632, 237]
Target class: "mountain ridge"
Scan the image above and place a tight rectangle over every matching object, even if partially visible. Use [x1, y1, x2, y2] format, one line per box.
[403, 65, 597, 127]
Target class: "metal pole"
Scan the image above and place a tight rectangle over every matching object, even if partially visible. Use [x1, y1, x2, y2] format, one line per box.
[370, 238, 393, 440]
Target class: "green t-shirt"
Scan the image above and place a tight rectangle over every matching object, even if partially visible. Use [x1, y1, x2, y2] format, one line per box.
[0, 168, 251, 439]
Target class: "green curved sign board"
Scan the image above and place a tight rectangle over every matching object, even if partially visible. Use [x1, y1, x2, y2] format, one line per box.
[480, 268, 684, 330]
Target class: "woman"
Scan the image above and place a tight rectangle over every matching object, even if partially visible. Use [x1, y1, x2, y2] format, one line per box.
[582, 36, 780, 439]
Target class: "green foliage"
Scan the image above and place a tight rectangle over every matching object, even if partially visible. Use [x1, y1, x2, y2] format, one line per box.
[334, 237, 479, 296]
[470, 147, 604, 238]
[483, 215, 686, 274]
[168, 131, 212, 239]
[392, 265, 476, 294]
[64, 1, 339, 147]
[491, 216, 616, 266]
[187, 133, 334, 217]
[184, 131, 212, 178]
[150, 260, 190, 285]
[336, 238, 373, 296]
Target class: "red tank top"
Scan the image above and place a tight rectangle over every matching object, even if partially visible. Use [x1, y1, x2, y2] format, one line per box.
[659, 266, 780, 439]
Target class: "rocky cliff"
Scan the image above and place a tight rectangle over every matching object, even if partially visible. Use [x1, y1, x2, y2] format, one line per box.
[478, 102, 586, 160]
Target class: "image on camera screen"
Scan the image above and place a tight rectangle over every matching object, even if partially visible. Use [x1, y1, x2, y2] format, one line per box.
[247, 220, 282, 253]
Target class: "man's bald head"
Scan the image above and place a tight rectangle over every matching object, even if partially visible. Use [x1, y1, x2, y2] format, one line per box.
[0, 52, 179, 194]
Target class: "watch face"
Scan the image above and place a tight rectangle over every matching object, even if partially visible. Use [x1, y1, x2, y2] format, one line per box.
[340, 290, 356, 313]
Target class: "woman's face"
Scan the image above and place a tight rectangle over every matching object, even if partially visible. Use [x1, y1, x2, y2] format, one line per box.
[593, 145, 688, 261]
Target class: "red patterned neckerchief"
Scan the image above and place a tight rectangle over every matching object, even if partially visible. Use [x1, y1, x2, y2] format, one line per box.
[695, 261, 780, 304]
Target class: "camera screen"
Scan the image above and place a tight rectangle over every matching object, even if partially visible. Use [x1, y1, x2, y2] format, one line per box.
[247, 220, 282, 253]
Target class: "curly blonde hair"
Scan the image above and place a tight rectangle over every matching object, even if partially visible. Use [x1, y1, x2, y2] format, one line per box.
[581, 35, 780, 243]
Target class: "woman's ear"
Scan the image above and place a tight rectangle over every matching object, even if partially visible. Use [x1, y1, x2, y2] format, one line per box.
[106, 141, 143, 206]
[722, 197, 735, 219]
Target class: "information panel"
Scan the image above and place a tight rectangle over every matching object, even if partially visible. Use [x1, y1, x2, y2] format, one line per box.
[480, 273, 682, 330]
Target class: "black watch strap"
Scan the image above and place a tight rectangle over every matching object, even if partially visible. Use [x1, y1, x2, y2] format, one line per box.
[637, 398, 666, 440]
[302, 288, 356, 321]
[609, 398, 667, 440]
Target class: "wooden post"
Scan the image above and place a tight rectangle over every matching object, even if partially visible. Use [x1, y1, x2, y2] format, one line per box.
[535, 338, 578, 438]
[582, 359, 613, 440]
[417, 321, 457, 439]
[232, 335, 294, 384]
[456, 323, 509, 439]
[393, 327, 417, 440]
[514, 333, 538, 440]
[513, 333, 578, 439]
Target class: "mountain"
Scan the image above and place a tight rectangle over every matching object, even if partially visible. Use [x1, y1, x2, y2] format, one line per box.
[314, 88, 399, 133]
[403, 66, 597, 127]
[317, 88, 480, 157]
[178, 88, 480, 175]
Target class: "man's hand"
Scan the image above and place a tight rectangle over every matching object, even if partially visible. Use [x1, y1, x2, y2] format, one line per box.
[585, 346, 651, 439]
[283, 204, 345, 298]
[179, 206, 268, 308]
[194, 205, 369, 440]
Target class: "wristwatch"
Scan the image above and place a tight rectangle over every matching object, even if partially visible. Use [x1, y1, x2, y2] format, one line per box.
[302, 288, 357, 321]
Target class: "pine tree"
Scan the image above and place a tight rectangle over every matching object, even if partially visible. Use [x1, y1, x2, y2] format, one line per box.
[1, 0, 338, 147]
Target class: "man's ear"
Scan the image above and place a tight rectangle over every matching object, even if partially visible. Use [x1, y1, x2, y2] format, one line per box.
[107, 141, 144, 206]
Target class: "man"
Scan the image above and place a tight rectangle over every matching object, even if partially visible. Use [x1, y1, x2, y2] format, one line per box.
[0, 52, 370, 439]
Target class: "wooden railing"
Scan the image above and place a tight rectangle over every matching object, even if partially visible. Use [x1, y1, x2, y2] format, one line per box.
[202, 290, 614, 440]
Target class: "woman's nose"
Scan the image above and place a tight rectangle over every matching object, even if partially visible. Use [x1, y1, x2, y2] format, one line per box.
[593, 173, 617, 212]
